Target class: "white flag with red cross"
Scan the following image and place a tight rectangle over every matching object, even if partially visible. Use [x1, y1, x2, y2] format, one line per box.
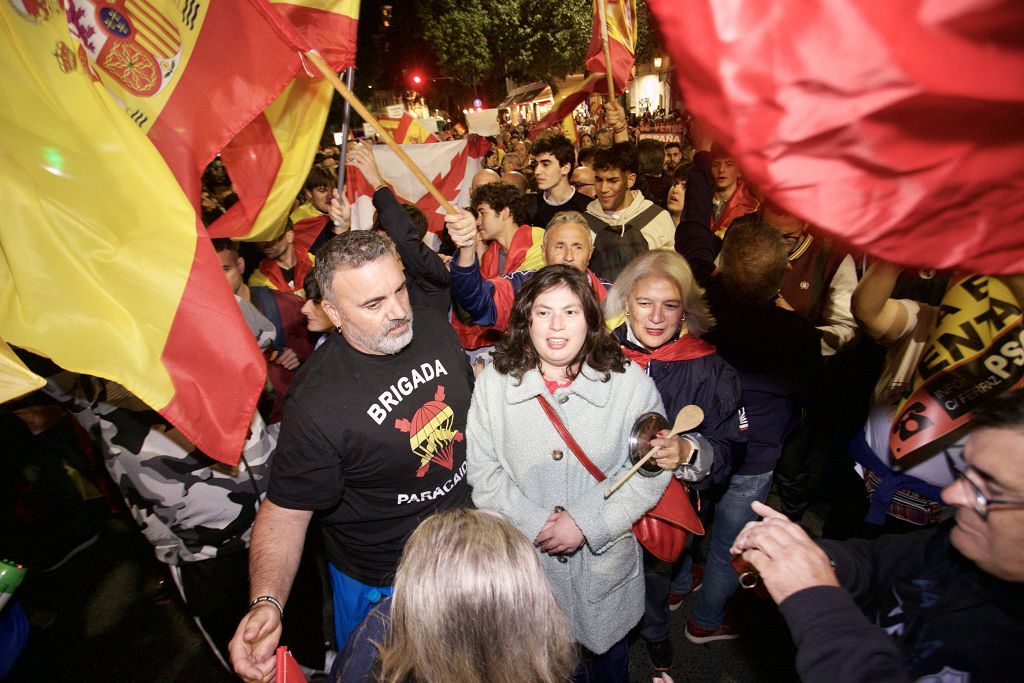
[345, 135, 492, 247]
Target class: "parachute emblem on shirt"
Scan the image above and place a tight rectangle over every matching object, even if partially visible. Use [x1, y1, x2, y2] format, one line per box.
[395, 386, 463, 478]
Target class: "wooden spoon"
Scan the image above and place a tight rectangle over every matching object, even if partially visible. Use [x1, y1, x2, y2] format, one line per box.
[604, 404, 704, 498]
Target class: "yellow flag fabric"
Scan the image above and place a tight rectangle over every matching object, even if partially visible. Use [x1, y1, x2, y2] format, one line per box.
[0, 339, 45, 405]
[1, 7, 196, 410]
[1, 4, 266, 464]
[207, 0, 360, 243]
[231, 78, 336, 243]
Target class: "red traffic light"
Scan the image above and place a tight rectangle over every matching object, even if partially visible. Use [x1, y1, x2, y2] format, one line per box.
[412, 74, 423, 85]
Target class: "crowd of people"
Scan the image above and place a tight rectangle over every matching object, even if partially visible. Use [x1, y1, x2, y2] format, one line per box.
[4, 96, 1023, 683]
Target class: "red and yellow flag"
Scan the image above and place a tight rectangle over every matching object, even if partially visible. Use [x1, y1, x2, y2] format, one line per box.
[584, 0, 638, 93]
[530, 0, 637, 140]
[0, 0, 351, 464]
[209, 0, 360, 243]
[379, 112, 441, 145]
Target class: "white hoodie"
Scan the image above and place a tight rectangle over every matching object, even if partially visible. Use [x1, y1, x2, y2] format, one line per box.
[585, 190, 676, 250]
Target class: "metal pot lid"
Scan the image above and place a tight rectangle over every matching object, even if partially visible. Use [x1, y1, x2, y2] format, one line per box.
[628, 411, 669, 476]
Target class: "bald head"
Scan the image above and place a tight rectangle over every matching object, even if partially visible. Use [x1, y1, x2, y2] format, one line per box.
[501, 170, 529, 194]
[570, 166, 596, 198]
[471, 168, 501, 193]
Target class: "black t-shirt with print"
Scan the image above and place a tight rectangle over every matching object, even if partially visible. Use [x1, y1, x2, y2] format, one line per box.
[268, 307, 474, 585]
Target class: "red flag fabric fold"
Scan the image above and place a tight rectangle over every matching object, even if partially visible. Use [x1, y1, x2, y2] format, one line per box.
[648, 0, 1024, 275]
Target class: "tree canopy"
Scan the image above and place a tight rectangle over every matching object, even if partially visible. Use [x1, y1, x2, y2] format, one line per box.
[417, 0, 654, 98]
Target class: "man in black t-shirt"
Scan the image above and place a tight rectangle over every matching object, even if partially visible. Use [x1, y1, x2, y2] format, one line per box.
[229, 231, 473, 682]
[528, 134, 591, 229]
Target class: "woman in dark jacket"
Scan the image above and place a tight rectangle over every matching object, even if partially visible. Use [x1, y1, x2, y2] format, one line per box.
[603, 249, 745, 675]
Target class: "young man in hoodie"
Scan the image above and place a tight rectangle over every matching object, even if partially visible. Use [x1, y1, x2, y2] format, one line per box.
[584, 142, 675, 281]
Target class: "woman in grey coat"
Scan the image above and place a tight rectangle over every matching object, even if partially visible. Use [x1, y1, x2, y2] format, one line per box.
[467, 265, 677, 681]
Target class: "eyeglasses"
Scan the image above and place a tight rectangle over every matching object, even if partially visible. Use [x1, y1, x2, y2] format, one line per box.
[945, 452, 1024, 519]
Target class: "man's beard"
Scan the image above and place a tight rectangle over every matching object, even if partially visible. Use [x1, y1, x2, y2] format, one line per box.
[343, 310, 414, 355]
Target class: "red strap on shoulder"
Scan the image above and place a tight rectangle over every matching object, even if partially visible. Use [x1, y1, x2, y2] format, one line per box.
[536, 395, 606, 482]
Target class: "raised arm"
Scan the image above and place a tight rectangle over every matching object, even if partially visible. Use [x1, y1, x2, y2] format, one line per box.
[347, 143, 450, 289]
[818, 254, 859, 355]
[852, 261, 908, 343]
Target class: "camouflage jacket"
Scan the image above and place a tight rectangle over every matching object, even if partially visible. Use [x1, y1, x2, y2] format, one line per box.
[43, 371, 277, 565]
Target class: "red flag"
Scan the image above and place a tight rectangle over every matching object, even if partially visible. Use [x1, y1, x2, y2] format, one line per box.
[648, 0, 1024, 275]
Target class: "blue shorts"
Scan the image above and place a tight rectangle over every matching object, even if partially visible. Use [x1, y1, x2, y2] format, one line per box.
[327, 564, 393, 648]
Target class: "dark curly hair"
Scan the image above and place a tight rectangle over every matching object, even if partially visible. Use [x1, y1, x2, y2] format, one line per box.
[492, 265, 626, 383]
[471, 182, 528, 226]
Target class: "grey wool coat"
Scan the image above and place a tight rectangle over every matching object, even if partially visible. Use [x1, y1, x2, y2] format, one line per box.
[467, 361, 669, 654]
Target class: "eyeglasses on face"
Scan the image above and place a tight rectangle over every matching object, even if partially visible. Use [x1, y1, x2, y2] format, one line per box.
[945, 452, 1024, 519]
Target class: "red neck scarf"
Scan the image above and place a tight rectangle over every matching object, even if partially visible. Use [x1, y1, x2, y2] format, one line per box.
[259, 246, 313, 296]
[620, 333, 717, 369]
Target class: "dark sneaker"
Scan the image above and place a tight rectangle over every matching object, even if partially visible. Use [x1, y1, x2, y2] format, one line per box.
[685, 614, 739, 644]
[645, 638, 673, 672]
[668, 565, 704, 611]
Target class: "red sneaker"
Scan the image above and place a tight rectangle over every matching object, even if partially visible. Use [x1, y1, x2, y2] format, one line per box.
[667, 565, 704, 611]
[685, 613, 739, 644]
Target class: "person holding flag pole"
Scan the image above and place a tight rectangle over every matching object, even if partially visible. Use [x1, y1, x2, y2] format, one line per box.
[229, 51, 480, 683]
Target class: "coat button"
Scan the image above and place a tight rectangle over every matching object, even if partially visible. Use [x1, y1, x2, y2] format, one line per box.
[552, 449, 564, 461]
[557, 554, 569, 564]
[557, 395, 569, 404]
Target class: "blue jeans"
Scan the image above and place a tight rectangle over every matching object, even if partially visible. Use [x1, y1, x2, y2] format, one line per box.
[573, 637, 629, 683]
[640, 551, 672, 642]
[690, 471, 774, 630]
[669, 551, 695, 594]
[327, 564, 393, 649]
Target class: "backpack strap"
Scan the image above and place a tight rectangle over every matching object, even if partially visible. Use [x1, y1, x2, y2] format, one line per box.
[625, 203, 666, 232]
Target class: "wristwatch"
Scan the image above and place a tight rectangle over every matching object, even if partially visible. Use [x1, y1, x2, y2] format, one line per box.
[678, 435, 699, 469]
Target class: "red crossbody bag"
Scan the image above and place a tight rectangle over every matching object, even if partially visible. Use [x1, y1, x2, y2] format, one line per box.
[536, 395, 703, 562]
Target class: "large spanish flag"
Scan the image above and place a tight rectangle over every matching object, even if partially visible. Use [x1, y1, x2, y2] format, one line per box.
[0, 1, 340, 464]
[530, 0, 637, 140]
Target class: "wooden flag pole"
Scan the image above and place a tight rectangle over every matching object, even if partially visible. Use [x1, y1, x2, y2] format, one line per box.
[599, 0, 616, 101]
[304, 50, 458, 216]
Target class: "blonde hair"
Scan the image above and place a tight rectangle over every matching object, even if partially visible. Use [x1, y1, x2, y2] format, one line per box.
[603, 249, 714, 338]
[378, 509, 577, 683]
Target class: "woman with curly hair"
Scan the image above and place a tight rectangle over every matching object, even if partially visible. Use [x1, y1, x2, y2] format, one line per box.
[467, 264, 678, 680]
